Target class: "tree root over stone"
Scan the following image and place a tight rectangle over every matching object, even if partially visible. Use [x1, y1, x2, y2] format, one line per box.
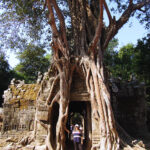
[32, 57, 147, 150]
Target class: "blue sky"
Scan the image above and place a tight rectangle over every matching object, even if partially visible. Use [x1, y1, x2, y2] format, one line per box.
[115, 18, 148, 49]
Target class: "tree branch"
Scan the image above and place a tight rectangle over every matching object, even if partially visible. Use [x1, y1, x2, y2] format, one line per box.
[56, 38, 69, 58]
[46, 74, 60, 105]
[47, 0, 68, 59]
[43, 0, 47, 10]
[49, 91, 60, 106]
[89, 0, 104, 53]
[86, 4, 97, 41]
[86, 68, 91, 92]
[51, 0, 69, 56]
[37, 120, 48, 130]
[55, 60, 62, 73]
[102, 19, 116, 50]
[103, 0, 148, 50]
[133, 0, 149, 10]
[47, 0, 58, 36]
[116, 1, 148, 31]
[138, 8, 146, 13]
[68, 65, 75, 90]
[104, 0, 112, 24]
[129, 0, 133, 6]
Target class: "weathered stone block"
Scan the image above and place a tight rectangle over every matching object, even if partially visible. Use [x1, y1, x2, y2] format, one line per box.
[37, 111, 48, 121]
[37, 105, 48, 111]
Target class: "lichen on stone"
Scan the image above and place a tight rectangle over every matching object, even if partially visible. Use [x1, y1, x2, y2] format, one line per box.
[8, 84, 40, 109]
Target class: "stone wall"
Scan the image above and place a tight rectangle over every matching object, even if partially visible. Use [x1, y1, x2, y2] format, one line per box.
[111, 79, 148, 138]
[2, 81, 40, 132]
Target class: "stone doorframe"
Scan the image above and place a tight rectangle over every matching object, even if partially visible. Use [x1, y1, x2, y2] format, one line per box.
[66, 101, 92, 150]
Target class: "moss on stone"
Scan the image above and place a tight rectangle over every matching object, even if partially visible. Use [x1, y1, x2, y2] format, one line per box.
[9, 99, 18, 104]
[8, 84, 40, 109]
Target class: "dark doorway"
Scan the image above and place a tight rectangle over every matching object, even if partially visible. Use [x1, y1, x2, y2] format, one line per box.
[50, 102, 59, 149]
[66, 101, 92, 150]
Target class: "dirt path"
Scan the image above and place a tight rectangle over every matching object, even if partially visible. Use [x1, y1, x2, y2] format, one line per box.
[1, 131, 150, 150]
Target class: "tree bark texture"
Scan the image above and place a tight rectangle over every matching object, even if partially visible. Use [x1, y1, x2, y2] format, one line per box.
[34, 0, 148, 149]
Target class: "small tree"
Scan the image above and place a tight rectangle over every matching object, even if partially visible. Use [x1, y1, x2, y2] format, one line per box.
[15, 44, 50, 83]
[116, 44, 135, 80]
[104, 38, 119, 77]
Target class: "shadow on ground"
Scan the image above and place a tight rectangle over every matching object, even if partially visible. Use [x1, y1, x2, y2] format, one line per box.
[66, 140, 86, 150]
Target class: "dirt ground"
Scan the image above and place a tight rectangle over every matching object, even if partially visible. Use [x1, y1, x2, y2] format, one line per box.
[1, 131, 150, 150]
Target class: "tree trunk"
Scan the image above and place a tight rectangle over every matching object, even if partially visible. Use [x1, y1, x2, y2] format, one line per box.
[80, 56, 120, 150]
[40, 0, 120, 149]
[46, 60, 73, 150]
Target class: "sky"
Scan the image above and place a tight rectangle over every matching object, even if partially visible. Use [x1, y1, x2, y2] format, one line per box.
[6, 3, 149, 68]
[6, 51, 20, 69]
[115, 18, 148, 49]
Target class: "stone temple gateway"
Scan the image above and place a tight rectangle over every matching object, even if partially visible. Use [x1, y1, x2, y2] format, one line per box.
[1, 70, 149, 149]
[35, 70, 96, 149]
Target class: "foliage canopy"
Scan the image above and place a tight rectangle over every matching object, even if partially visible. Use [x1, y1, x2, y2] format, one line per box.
[15, 44, 50, 83]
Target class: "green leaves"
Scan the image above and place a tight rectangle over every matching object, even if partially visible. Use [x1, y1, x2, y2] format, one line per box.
[105, 34, 150, 83]
[104, 38, 119, 76]
[0, 0, 50, 50]
[15, 43, 50, 83]
[134, 34, 150, 84]
[117, 44, 135, 80]
[109, 0, 150, 29]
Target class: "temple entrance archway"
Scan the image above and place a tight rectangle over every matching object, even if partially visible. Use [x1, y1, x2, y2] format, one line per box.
[66, 101, 92, 150]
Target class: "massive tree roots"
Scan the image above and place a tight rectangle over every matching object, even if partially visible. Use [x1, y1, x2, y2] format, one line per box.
[33, 56, 121, 150]
[28, 56, 146, 150]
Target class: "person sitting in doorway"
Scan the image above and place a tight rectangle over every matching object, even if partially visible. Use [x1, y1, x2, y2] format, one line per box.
[72, 124, 83, 150]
